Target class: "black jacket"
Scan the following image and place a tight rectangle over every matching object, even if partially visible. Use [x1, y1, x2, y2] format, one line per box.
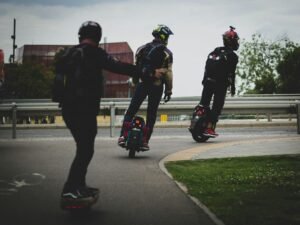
[202, 46, 238, 86]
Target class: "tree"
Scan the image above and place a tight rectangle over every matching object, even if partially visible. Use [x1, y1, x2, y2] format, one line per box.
[3, 63, 55, 98]
[277, 47, 300, 93]
[236, 34, 298, 94]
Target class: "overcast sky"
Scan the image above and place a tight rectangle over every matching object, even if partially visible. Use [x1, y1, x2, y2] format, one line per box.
[0, 0, 299, 96]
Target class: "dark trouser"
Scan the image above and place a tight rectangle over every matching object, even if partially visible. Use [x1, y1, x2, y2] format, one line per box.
[62, 108, 97, 190]
[200, 81, 228, 123]
[121, 82, 164, 141]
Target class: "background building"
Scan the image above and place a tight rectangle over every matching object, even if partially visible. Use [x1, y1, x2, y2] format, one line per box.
[16, 42, 134, 98]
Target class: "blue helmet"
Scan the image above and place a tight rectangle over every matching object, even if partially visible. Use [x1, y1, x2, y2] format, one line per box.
[152, 24, 173, 45]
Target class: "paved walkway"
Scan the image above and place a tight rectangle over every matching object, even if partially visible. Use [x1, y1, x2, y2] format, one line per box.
[162, 136, 300, 162]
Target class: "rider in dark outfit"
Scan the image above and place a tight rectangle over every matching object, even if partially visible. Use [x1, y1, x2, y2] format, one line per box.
[57, 21, 140, 201]
[200, 26, 239, 137]
[118, 24, 174, 151]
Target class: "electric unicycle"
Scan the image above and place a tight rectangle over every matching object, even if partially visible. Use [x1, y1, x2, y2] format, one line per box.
[188, 104, 210, 143]
[126, 116, 145, 158]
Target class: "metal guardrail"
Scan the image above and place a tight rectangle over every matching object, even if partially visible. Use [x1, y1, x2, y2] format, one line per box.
[1, 94, 300, 102]
[1, 95, 300, 138]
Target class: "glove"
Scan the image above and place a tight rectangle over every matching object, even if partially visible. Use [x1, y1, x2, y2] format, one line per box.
[154, 68, 168, 79]
[231, 85, 236, 97]
[163, 93, 171, 103]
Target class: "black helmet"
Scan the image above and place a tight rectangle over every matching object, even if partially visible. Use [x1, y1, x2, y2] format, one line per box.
[152, 24, 173, 45]
[78, 21, 102, 43]
[223, 26, 239, 50]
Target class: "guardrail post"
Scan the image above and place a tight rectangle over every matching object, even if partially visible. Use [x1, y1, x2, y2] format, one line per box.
[255, 114, 259, 121]
[12, 102, 17, 139]
[297, 103, 300, 134]
[110, 102, 116, 137]
[267, 113, 272, 122]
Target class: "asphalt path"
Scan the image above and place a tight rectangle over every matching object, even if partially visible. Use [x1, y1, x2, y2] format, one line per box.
[0, 126, 297, 139]
[0, 126, 298, 225]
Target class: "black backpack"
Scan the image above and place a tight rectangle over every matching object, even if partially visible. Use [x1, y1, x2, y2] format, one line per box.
[205, 47, 232, 82]
[52, 47, 84, 104]
[135, 42, 166, 83]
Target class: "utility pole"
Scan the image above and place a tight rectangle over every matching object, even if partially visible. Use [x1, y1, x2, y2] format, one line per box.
[103, 37, 108, 51]
[10, 18, 17, 63]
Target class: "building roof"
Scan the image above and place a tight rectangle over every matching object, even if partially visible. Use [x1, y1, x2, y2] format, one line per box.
[99, 42, 133, 54]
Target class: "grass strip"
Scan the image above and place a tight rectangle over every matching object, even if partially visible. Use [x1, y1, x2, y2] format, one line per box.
[165, 155, 300, 225]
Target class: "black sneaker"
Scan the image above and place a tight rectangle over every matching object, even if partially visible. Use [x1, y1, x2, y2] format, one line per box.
[61, 188, 92, 199]
[61, 187, 98, 210]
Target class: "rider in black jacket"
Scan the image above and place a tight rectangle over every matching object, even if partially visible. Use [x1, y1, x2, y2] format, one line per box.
[199, 26, 239, 137]
[118, 25, 174, 151]
[57, 21, 140, 203]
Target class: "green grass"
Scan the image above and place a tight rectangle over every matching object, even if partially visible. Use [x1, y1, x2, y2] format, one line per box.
[165, 155, 300, 225]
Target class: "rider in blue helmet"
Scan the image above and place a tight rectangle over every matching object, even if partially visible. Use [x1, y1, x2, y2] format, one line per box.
[118, 24, 174, 151]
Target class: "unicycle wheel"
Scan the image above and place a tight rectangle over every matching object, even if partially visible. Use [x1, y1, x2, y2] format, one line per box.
[192, 132, 209, 143]
[128, 148, 136, 158]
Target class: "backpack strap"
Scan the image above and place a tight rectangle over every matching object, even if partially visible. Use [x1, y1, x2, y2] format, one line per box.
[72, 47, 84, 81]
[146, 43, 165, 59]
